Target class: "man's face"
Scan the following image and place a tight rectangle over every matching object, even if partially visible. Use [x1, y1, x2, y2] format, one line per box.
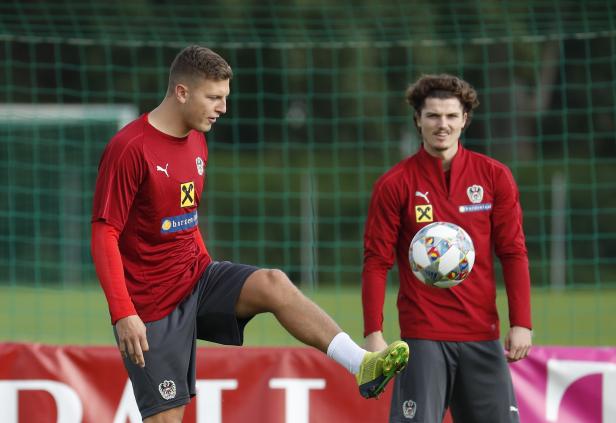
[416, 97, 467, 156]
[181, 78, 230, 133]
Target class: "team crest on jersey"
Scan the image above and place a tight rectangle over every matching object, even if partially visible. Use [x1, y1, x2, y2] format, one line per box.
[158, 380, 176, 400]
[180, 181, 195, 207]
[466, 185, 484, 204]
[196, 157, 204, 176]
[415, 205, 433, 223]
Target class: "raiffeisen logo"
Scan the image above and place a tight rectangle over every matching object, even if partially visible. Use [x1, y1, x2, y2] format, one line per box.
[161, 211, 198, 234]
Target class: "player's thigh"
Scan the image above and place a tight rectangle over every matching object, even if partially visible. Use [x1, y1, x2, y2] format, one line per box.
[389, 339, 452, 423]
[115, 294, 198, 420]
[450, 340, 519, 423]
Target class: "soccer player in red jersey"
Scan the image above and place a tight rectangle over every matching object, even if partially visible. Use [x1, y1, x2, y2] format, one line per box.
[91, 45, 408, 422]
[361, 74, 532, 423]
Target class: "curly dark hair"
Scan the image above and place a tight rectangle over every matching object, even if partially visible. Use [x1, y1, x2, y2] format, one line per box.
[167, 45, 233, 95]
[405, 74, 479, 131]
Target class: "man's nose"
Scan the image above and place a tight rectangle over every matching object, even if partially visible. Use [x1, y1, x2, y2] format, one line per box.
[217, 98, 227, 114]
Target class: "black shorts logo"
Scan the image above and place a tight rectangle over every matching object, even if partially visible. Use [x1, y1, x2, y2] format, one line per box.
[158, 380, 176, 400]
[403, 399, 417, 418]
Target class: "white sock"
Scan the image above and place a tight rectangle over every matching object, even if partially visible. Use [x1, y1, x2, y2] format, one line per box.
[326, 332, 367, 374]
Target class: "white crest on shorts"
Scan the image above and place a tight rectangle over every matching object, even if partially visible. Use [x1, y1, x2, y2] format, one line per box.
[196, 157, 204, 176]
[158, 380, 176, 400]
[402, 399, 417, 419]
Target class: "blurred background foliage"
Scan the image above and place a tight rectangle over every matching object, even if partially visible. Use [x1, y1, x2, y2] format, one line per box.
[1, 0, 615, 292]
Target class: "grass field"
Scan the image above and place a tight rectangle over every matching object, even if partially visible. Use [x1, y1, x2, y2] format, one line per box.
[1, 284, 615, 347]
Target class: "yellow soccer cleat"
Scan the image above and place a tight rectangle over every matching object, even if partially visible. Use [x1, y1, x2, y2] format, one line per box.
[356, 340, 410, 399]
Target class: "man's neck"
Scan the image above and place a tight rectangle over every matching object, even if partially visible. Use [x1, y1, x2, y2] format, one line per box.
[148, 100, 190, 137]
[423, 143, 458, 171]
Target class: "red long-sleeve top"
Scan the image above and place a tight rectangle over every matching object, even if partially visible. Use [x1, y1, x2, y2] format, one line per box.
[362, 144, 532, 341]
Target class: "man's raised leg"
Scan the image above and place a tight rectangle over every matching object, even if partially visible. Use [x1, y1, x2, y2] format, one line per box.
[235, 268, 409, 398]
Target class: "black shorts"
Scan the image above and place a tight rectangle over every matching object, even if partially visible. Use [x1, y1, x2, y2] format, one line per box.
[114, 261, 258, 419]
[389, 339, 519, 423]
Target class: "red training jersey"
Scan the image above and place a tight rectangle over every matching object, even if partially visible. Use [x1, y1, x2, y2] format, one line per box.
[92, 113, 212, 322]
[362, 144, 532, 341]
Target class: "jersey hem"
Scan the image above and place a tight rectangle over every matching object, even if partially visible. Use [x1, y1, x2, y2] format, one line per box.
[136, 271, 204, 323]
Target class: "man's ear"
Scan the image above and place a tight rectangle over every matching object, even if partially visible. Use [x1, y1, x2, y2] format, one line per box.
[175, 83, 189, 104]
[414, 112, 422, 134]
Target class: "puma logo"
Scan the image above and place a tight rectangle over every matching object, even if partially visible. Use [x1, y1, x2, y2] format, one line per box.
[415, 191, 430, 203]
[156, 163, 169, 178]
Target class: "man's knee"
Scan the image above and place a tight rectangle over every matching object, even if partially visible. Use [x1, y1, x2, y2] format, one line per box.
[237, 268, 300, 315]
[263, 268, 288, 283]
[259, 268, 300, 300]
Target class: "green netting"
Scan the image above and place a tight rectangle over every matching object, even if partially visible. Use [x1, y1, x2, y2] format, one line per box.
[1, 0, 615, 346]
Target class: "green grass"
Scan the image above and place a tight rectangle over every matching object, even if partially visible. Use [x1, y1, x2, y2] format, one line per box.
[1, 285, 615, 347]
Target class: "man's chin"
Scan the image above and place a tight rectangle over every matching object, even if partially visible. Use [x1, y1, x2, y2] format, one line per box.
[431, 144, 451, 152]
[431, 140, 457, 151]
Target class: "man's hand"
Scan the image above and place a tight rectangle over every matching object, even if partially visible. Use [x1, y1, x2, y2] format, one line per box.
[504, 326, 532, 362]
[115, 315, 149, 367]
[363, 331, 389, 352]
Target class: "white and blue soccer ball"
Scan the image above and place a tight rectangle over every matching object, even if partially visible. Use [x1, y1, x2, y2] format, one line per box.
[408, 222, 475, 288]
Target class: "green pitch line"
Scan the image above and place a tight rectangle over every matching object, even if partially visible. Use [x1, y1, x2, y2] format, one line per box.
[0, 285, 615, 346]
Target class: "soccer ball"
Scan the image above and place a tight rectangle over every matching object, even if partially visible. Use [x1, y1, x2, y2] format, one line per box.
[408, 222, 475, 288]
